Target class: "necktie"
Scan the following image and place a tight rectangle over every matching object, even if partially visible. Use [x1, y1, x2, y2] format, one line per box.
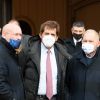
[46, 50, 53, 100]
[76, 41, 81, 47]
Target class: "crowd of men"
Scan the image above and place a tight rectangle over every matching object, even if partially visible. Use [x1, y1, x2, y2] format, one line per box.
[0, 20, 100, 100]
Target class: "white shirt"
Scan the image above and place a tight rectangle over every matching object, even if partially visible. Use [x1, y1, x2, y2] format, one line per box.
[38, 43, 57, 95]
[73, 37, 82, 46]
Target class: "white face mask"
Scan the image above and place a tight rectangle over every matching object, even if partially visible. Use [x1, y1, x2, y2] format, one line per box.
[82, 43, 95, 54]
[42, 35, 56, 48]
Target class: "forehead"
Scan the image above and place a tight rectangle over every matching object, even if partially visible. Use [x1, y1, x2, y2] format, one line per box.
[73, 26, 84, 31]
[3, 24, 22, 34]
[44, 27, 57, 33]
[83, 32, 98, 41]
[11, 27, 22, 34]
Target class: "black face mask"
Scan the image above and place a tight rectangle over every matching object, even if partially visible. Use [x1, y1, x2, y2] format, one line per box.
[73, 33, 82, 40]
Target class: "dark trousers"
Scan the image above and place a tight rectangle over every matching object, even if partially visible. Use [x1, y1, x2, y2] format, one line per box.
[36, 95, 57, 100]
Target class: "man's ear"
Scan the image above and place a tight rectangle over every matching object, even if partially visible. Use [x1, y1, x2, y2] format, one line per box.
[82, 29, 85, 35]
[71, 28, 73, 34]
[99, 42, 100, 46]
[39, 33, 42, 38]
[98, 41, 100, 46]
[55, 36, 58, 41]
[97, 41, 100, 47]
[2, 32, 6, 38]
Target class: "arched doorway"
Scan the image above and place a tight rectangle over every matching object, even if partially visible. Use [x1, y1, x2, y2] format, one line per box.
[18, 20, 33, 36]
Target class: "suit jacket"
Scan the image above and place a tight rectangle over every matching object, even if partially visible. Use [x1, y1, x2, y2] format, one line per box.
[22, 36, 69, 100]
[64, 37, 82, 55]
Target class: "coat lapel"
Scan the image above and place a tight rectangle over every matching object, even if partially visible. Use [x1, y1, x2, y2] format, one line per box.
[29, 40, 41, 74]
[54, 46, 62, 78]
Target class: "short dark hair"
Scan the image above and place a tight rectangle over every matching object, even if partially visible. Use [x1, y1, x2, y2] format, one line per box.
[40, 20, 60, 36]
[72, 21, 85, 27]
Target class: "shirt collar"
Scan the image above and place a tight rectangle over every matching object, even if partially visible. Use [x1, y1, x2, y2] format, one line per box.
[41, 42, 54, 54]
[73, 37, 82, 45]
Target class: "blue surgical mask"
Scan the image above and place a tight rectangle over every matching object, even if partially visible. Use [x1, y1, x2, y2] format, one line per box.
[9, 39, 21, 49]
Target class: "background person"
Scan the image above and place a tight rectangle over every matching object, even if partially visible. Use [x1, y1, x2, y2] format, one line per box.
[64, 21, 85, 55]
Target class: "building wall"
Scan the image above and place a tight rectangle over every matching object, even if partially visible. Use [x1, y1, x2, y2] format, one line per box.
[12, 0, 100, 38]
[68, 0, 100, 33]
[75, 2, 100, 32]
[12, 0, 69, 38]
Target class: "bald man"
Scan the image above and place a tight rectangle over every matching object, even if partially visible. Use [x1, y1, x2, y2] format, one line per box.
[0, 23, 25, 100]
[65, 29, 100, 100]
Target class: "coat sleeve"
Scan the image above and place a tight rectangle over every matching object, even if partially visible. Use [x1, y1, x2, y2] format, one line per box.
[0, 58, 14, 100]
[64, 58, 73, 100]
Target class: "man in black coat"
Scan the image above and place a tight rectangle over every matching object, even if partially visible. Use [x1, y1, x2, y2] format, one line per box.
[0, 23, 25, 100]
[64, 21, 85, 55]
[22, 21, 71, 100]
[66, 29, 100, 100]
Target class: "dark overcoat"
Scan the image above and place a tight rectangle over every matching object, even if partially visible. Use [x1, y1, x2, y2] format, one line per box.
[22, 36, 71, 100]
[0, 38, 24, 100]
[66, 48, 100, 100]
[64, 37, 82, 55]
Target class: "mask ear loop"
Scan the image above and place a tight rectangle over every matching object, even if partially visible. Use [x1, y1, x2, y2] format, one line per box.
[15, 44, 23, 54]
